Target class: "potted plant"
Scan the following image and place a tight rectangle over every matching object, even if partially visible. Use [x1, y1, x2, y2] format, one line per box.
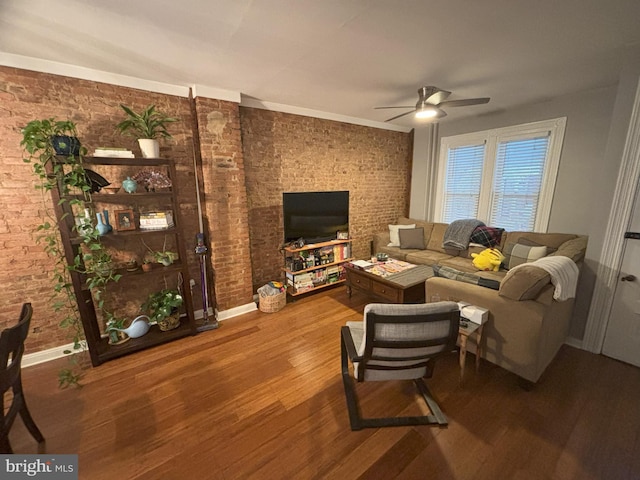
[142, 236, 178, 266]
[115, 104, 178, 158]
[21, 118, 120, 387]
[141, 289, 183, 331]
[105, 315, 129, 345]
[21, 118, 82, 157]
[141, 257, 153, 272]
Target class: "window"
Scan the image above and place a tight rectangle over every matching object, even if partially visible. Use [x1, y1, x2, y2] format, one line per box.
[434, 118, 566, 232]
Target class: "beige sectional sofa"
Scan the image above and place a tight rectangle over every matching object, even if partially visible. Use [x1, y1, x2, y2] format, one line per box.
[372, 217, 588, 384]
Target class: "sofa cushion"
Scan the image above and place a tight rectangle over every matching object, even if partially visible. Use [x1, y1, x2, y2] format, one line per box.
[405, 250, 453, 265]
[438, 256, 478, 273]
[399, 227, 426, 249]
[550, 236, 588, 263]
[503, 232, 576, 250]
[499, 265, 551, 301]
[426, 223, 450, 253]
[433, 265, 500, 290]
[502, 243, 548, 270]
[388, 224, 415, 247]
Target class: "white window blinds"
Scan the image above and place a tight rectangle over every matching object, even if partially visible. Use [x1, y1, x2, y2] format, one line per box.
[441, 143, 484, 223]
[489, 135, 550, 231]
[435, 118, 565, 232]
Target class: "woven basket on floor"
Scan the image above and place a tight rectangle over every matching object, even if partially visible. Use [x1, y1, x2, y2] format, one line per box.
[259, 290, 286, 313]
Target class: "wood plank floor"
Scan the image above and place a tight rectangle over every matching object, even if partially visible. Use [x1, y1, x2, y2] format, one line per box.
[10, 287, 640, 479]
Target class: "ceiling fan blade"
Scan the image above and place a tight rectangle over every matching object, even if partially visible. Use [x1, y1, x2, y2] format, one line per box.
[374, 106, 415, 109]
[439, 97, 490, 108]
[425, 89, 451, 105]
[385, 110, 416, 122]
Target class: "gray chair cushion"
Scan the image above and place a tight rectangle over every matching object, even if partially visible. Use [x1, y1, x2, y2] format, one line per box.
[348, 302, 458, 381]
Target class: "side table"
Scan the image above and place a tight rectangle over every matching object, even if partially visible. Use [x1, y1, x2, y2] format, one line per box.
[458, 319, 485, 381]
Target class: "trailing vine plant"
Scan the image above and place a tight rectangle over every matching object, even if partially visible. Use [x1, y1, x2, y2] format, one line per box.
[21, 119, 121, 388]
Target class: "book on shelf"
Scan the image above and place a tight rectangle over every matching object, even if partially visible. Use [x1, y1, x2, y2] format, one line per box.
[93, 147, 135, 158]
[139, 211, 174, 230]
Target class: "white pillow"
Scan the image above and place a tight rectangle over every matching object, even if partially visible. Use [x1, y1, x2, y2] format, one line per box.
[388, 224, 415, 247]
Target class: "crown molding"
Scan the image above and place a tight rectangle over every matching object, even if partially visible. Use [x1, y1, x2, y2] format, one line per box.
[0, 52, 191, 97]
[0, 52, 409, 132]
[240, 97, 412, 133]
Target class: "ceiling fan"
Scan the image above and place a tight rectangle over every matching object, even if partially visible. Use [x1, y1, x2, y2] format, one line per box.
[375, 86, 490, 122]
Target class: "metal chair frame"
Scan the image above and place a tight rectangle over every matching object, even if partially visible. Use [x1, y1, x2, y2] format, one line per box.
[341, 306, 459, 430]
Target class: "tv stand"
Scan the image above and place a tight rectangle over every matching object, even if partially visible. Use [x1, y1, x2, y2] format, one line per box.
[283, 239, 353, 296]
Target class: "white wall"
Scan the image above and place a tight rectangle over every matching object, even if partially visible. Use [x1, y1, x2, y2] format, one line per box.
[410, 84, 620, 341]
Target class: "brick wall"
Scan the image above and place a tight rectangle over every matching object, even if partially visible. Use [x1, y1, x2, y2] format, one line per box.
[0, 65, 412, 355]
[0, 66, 201, 351]
[240, 108, 414, 291]
[194, 97, 254, 311]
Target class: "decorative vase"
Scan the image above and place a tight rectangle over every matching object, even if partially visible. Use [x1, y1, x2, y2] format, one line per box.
[138, 139, 160, 159]
[122, 177, 137, 194]
[96, 212, 109, 236]
[102, 210, 113, 232]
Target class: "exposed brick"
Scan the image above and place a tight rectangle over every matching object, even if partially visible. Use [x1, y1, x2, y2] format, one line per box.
[240, 108, 413, 291]
[0, 65, 412, 356]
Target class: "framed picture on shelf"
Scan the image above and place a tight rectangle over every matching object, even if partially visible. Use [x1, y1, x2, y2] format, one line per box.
[114, 209, 135, 231]
[337, 231, 349, 240]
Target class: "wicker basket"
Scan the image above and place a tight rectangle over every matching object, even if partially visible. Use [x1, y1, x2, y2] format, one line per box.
[259, 290, 286, 313]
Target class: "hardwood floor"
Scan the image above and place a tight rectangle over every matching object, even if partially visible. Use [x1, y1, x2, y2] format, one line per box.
[10, 287, 640, 479]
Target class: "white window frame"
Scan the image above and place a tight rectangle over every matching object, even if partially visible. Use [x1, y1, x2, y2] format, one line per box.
[434, 117, 566, 232]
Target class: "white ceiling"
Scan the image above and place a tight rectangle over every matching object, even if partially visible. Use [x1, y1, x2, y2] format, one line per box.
[2, 0, 640, 129]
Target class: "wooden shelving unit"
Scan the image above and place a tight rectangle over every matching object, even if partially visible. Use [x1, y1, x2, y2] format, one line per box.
[49, 155, 196, 366]
[282, 239, 353, 296]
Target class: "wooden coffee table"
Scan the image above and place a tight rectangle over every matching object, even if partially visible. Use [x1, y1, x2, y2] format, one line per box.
[344, 260, 434, 304]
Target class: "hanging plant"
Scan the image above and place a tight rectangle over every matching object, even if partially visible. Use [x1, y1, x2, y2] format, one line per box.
[21, 118, 121, 388]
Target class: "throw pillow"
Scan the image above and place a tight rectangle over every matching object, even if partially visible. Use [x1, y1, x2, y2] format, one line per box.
[399, 227, 425, 249]
[433, 265, 500, 290]
[499, 265, 551, 301]
[388, 224, 415, 247]
[502, 243, 548, 270]
[549, 236, 587, 263]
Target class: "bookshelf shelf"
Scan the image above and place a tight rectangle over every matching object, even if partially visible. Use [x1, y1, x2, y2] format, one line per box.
[282, 239, 352, 296]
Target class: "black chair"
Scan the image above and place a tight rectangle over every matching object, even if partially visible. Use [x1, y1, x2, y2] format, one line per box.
[341, 302, 459, 430]
[0, 303, 45, 453]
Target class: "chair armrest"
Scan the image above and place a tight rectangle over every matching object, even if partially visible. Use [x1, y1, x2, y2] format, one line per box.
[341, 326, 362, 362]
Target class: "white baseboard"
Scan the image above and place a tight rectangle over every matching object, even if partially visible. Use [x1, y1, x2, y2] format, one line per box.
[215, 302, 258, 321]
[564, 336, 583, 350]
[23, 343, 75, 368]
[24, 302, 258, 367]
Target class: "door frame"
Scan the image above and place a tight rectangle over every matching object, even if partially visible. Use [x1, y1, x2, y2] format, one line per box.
[583, 77, 640, 353]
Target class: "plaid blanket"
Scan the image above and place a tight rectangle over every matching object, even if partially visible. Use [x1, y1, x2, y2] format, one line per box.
[469, 225, 505, 248]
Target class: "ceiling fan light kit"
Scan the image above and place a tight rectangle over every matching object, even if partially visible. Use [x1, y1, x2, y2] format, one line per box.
[375, 86, 490, 123]
[415, 105, 442, 119]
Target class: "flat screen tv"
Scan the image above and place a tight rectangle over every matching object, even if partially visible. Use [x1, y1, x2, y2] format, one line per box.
[283, 191, 349, 244]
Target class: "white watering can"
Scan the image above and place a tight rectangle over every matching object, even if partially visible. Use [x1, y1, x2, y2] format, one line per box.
[109, 315, 150, 339]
